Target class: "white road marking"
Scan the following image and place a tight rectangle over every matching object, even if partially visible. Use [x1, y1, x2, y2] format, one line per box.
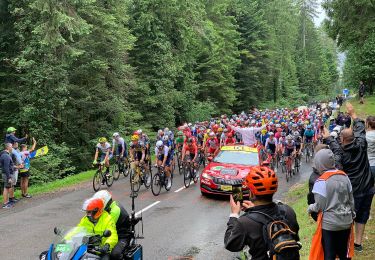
[174, 181, 195, 193]
[135, 201, 160, 217]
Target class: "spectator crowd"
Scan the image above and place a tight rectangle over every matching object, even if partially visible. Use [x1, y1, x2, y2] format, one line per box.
[0, 127, 37, 208]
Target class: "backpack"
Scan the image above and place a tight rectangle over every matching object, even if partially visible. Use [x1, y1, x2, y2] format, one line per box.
[246, 203, 301, 260]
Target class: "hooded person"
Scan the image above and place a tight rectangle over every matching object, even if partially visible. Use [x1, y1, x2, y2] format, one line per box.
[308, 149, 355, 260]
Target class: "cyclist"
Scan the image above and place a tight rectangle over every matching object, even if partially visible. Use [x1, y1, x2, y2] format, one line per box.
[265, 132, 278, 158]
[163, 135, 175, 169]
[181, 137, 199, 176]
[283, 135, 296, 170]
[112, 133, 126, 172]
[129, 134, 145, 171]
[139, 131, 151, 168]
[93, 137, 113, 176]
[155, 140, 172, 189]
[93, 190, 132, 260]
[205, 132, 219, 157]
[303, 124, 315, 152]
[68, 198, 118, 259]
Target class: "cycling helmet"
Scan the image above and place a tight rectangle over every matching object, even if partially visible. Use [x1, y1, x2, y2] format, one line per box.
[218, 127, 223, 132]
[7, 127, 16, 133]
[269, 132, 275, 136]
[212, 124, 219, 131]
[307, 125, 312, 129]
[276, 124, 281, 128]
[98, 137, 107, 143]
[292, 124, 297, 128]
[156, 140, 163, 148]
[82, 198, 104, 223]
[177, 131, 183, 136]
[286, 135, 293, 140]
[244, 166, 278, 196]
[293, 131, 300, 137]
[131, 135, 139, 141]
[162, 135, 169, 141]
[137, 129, 143, 135]
[93, 190, 112, 208]
[112, 132, 120, 138]
[209, 132, 215, 138]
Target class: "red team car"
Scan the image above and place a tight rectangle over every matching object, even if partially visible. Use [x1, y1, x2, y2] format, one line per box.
[200, 145, 270, 196]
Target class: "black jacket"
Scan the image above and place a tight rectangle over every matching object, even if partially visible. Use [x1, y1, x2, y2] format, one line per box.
[108, 201, 132, 239]
[325, 118, 374, 196]
[307, 168, 320, 221]
[224, 203, 299, 260]
[0, 150, 14, 179]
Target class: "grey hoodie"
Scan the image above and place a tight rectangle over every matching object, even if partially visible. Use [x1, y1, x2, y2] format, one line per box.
[308, 149, 355, 231]
[366, 130, 375, 166]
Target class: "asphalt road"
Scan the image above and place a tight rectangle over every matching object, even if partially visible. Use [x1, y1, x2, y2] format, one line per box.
[0, 161, 311, 260]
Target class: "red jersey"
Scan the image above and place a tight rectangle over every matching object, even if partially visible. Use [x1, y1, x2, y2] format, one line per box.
[183, 143, 198, 154]
[205, 137, 219, 149]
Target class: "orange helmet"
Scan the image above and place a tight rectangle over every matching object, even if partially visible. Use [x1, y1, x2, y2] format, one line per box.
[244, 166, 278, 196]
[82, 198, 104, 222]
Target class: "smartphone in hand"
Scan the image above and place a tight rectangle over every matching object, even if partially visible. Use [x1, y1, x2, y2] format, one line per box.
[232, 185, 243, 204]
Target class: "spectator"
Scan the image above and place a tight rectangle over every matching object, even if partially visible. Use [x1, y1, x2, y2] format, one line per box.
[308, 148, 355, 260]
[366, 116, 375, 179]
[325, 103, 375, 252]
[20, 137, 37, 198]
[225, 119, 266, 146]
[4, 127, 27, 145]
[224, 166, 300, 259]
[0, 143, 15, 209]
[307, 144, 330, 222]
[9, 142, 24, 204]
[359, 81, 365, 104]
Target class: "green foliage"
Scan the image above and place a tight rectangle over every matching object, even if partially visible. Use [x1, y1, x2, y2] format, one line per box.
[0, 0, 339, 186]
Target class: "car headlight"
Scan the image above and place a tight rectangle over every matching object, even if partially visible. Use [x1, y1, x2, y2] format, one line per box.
[202, 172, 213, 179]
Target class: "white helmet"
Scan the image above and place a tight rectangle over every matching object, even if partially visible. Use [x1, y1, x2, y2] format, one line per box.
[156, 140, 163, 148]
[92, 190, 112, 208]
[113, 132, 120, 138]
[162, 135, 169, 141]
[137, 129, 142, 135]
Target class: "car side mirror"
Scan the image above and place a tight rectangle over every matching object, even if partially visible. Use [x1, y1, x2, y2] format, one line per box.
[207, 156, 213, 162]
[54, 227, 61, 235]
[103, 230, 111, 237]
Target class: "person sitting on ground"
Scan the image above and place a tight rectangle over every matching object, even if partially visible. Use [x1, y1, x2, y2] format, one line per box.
[93, 190, 132, 260]
[19, 137, 37, 198]
[324, 102, 374, 252]
[308, 148, 355, 260]
[0, 143, 15, 208]
[4, 127, 27, 145]
[224, 166, 300, 259]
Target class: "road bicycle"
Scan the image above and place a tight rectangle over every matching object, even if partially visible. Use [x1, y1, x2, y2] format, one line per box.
[294, 152, 301, 174]
[182, 159, 198, 188]
[304, 142, 314, 163]
[151, 165, 172, 196]
[92, 162, 114, 192]
[285, 155, 294, 182]
[112, 155, 130, 180]
[129, 161, 151, 193]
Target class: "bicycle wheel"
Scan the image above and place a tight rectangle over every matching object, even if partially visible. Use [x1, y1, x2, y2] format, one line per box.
[105, 169, 114, 187]
[130, 168, 141, 192]
[183, 165, 191, 188]
[151, 173, 162, 196]
[112, 163, 120, 181]
[143, 169, 152, 189]
[93, 170, 102, 192]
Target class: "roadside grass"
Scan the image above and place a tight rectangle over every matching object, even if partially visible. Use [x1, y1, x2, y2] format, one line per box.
[286, 96, 375, 259]
[0, 170, 95, 201]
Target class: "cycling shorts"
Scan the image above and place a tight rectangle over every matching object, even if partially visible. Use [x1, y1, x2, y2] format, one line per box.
[305, 136, 313, 143]
[267, 144, 276, 154]
[157, 154, 172, 167]
[116, 145, 127, 157]
[100, 153, 113, 162]
[284, 149, 294, 157]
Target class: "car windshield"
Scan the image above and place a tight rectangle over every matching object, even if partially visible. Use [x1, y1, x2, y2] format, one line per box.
[213, 151, 259, 166]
